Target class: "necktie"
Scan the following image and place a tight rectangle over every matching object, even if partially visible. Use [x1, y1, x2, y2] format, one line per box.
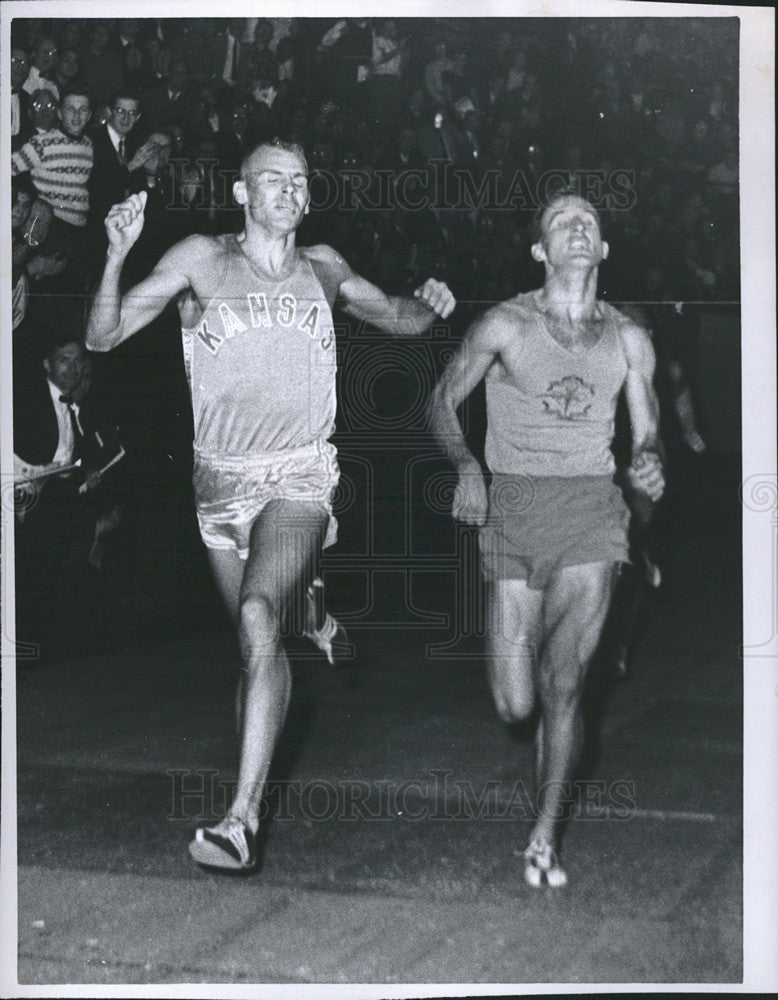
[118, 137, 126, 164]
[61, 396, 84, 459]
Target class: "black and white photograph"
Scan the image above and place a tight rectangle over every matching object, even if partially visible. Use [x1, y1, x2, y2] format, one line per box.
[0, 0, 775, 995]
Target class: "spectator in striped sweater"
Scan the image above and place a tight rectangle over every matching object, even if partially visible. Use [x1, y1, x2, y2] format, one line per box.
[12, 85, 94, 317]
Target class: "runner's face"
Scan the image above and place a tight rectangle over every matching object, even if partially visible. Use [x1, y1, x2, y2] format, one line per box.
[537, 195, 607, 268]
[240, 147, 310, 232]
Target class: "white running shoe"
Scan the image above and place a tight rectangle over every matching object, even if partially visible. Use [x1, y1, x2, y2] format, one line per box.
[303, 580, 351, 666]
[524, 838, 568, 889]
[189, 815, 257, 871]
[305, 611, 351, 666]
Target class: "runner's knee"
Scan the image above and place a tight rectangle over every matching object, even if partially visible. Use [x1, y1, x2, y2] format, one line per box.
[238, 593, 281, 648]
[539, 663, 585, 711]
[495, 688, 535, 723]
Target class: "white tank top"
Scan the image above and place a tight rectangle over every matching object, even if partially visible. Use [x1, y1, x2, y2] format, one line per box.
[484, 292, 629, 477]
[181, 238, 337, 455]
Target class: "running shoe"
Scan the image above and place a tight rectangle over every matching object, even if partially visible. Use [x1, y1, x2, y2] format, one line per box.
[303, 581, 352, 666]
[524, 838, 568, 889]
[305, 611, 351, 667]
[189, 815, 257, 871]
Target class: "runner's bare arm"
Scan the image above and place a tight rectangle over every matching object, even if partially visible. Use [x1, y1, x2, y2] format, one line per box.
[305, 245, 455, 336]
[86, 192, 199, 352]
[429, 310, 505, 525]
[620, 321, 665, 502]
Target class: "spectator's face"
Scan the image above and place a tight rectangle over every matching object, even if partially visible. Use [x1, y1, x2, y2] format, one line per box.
[12, 190, 35, 230]
[44, 342, 87, 395]
[70, 356, 94, 404]
[125, 45, 143, 72]
[198, 86, 216, 110]
[34, 37, 57, 74]
[59, 93, 91, 138]
[30, 89, 59, 130]
[151, 45, 171, 77]
[109, 97, 141, 137]
[11, 48, 30, 89]
[252, 81, 277, 107]
[237, 145, 310, 233]
[63, 20, 83, 50]
[57, 49, 80, 82]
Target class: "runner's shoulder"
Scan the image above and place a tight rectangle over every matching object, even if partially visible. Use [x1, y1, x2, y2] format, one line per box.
[607, 302, 652, 347]
[165, 232, 233, 276]
[605, 302, 654, 368]
[301, 243, 353, 276]
[472, 293, 538, 346]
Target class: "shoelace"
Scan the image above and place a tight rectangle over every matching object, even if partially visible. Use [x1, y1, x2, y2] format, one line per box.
[524, 840, 554, 868]
[209, 817, 250, 864]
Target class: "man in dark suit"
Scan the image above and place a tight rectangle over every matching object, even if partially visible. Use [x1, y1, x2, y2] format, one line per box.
[11, 45, 32, 150]
[141, 58, 194, 132]
[14, 334, 125, 663]
[87, 89, 149, 273]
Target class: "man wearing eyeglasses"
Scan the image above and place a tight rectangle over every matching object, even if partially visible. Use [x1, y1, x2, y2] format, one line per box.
[22, 35, 59, 100]
[11, 47, 32, 150]
[12, 86, 94, 315]
[88, 90, 148, 268]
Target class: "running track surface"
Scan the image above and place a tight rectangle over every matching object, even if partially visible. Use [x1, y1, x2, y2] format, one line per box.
[10, 471, 744, 986]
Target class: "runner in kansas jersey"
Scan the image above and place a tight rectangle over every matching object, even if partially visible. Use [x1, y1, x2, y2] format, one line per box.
[87, 139, 455, 871]
[180, 239, 342, 556]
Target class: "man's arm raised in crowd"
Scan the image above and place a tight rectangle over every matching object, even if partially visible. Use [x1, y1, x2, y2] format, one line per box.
[86, 191, 199, 352]
[305, 244, 455, 337]
[619, 320, 666, 502]
[429, 309, 505, 526]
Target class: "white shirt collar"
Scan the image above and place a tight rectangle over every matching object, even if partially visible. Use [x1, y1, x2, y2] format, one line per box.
[48, 378, 78, 411]
[106, 122, 122, 152]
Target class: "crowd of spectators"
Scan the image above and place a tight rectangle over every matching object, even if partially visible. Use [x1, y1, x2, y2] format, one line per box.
[9, 15, 739, 653]
[11, 15, 739, 336]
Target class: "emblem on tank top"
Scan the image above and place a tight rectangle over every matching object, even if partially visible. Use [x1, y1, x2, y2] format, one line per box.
[195, 293, 329, 355]
[540, 375, 595, 421]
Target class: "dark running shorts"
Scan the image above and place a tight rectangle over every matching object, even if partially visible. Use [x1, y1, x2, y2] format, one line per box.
[479, 474, 630, 589]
